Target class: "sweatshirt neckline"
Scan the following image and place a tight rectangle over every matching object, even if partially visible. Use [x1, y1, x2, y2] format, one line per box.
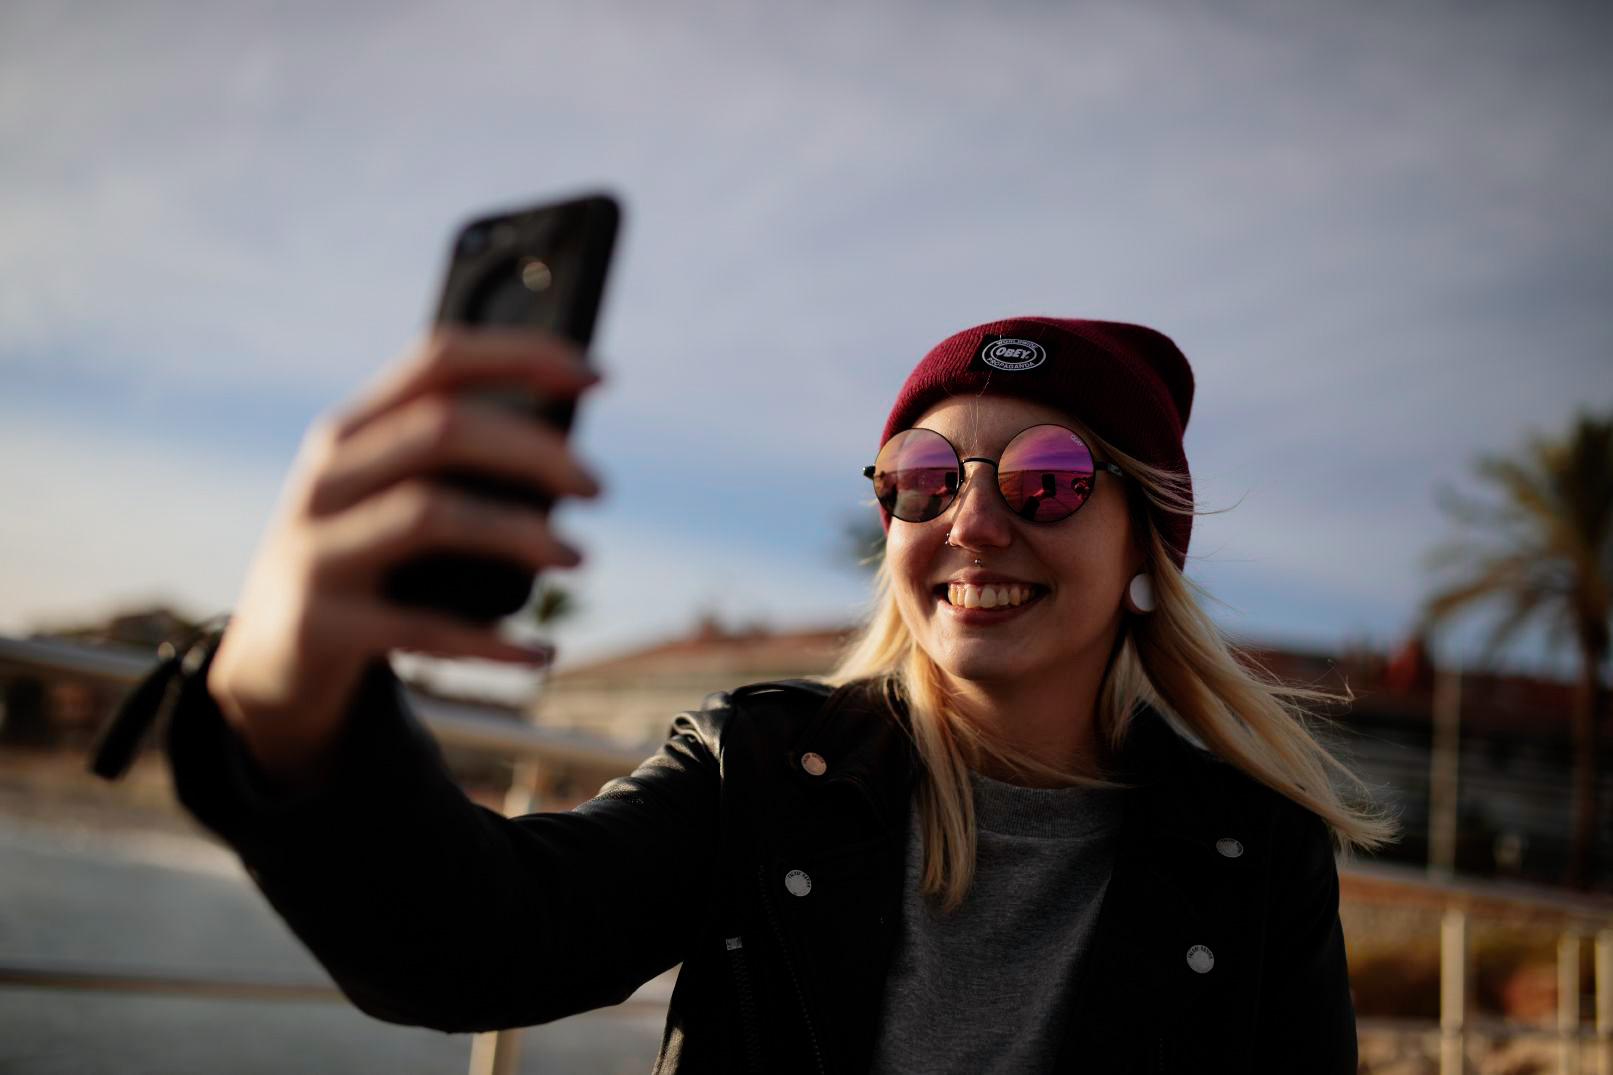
[967, 771, 1125, 839]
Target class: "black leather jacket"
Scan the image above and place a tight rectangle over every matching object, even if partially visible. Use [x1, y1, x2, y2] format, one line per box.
[163, 656, 1357, 1073]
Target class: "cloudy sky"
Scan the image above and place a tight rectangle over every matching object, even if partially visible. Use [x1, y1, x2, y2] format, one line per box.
[2, 0, 1608, 695]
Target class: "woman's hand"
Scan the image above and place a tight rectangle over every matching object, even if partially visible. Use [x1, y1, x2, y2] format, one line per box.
[206, 329, 601, 786]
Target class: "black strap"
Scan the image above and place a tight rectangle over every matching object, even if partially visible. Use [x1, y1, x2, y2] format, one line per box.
[86, 614, 230, 781]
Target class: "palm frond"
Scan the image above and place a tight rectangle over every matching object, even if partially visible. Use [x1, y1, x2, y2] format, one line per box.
[529, 582, 578, 627]
[1423, 553, 1533, 623]
[1477, 586, 1552, 664]
[1425, 410, 1613, 666]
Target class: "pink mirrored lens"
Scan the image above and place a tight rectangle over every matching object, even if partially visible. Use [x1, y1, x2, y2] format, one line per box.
[997, 425, 1096, 521]
[872, 428, 960, 521]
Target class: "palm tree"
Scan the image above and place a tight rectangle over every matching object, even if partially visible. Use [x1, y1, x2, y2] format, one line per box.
[528, 581, 578, 628]
[1423, 411, 1613, 888]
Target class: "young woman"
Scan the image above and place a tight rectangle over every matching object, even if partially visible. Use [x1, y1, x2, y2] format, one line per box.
[137, 317, 1390, 1072]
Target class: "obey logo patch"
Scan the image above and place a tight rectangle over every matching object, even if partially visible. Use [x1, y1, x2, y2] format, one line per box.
[972, 335, 1047, 372]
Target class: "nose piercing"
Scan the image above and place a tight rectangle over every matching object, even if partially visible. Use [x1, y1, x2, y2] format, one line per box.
[944, 531, 982, 565]
[945, 531, 983, 565]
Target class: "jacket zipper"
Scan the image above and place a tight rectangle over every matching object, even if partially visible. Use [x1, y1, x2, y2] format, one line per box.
[1156, 1033, 1165, 1072]
[758, 866, 826, 1074]
[724, 936, 765, 1074]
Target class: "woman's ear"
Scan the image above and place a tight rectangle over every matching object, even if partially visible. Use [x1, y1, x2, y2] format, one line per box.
[1123, 485, 1153, 580]
[1121, 488, 1161, 615]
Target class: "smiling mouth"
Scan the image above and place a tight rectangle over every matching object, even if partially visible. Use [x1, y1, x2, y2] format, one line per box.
[935, 582, 1048, 610]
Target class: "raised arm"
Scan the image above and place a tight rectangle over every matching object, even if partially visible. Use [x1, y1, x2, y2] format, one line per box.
[169, 636, 728, 1032]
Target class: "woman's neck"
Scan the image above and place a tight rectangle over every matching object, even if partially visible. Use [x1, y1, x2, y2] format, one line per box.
[945, 668, 1106, 787]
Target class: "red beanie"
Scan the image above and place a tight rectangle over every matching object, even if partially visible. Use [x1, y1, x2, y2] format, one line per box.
[879, 316, 1195, 569]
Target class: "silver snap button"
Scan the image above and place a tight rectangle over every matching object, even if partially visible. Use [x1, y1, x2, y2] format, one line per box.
[801, 752, 827, 776]
[784, 870, 812, 897]
[1186, 945, 1215, 974]
[1216, 838, 1244, 858]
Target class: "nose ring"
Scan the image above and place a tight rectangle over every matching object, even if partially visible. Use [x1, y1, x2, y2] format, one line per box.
[945, 532, 982, 566]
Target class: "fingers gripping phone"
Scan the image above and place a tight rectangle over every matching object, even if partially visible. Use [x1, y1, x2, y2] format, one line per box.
[381, 193, 620, 623]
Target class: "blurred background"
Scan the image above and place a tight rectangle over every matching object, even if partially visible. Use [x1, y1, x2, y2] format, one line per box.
[2, 1, 1609, 1072]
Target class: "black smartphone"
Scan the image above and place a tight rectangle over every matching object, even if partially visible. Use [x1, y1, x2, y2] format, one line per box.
[381, 192, 620, 623]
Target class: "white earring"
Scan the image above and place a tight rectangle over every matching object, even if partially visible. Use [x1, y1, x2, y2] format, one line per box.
[944, 530, 958, 548]
[1124, 573, 1156, 615]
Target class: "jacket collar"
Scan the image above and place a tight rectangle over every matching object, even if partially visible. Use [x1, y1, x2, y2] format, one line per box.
[784, 681, 1213, 832]
[784, 678, 918, 833]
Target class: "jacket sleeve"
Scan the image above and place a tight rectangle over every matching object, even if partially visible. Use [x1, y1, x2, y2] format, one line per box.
[1251, 804, 1358, 1072]
[164, 652, 723, 1033]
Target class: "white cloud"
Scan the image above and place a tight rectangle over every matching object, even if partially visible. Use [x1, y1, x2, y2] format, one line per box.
[2, 0, 1608, 671]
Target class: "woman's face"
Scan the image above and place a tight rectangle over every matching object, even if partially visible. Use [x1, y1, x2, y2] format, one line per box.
[886, 394, 1143, 697]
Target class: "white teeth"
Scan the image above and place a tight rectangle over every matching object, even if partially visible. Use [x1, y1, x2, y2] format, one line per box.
[945, 583, 1036, 609]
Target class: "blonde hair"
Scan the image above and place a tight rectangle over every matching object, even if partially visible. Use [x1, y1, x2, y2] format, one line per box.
[825, 423, 1396, 910]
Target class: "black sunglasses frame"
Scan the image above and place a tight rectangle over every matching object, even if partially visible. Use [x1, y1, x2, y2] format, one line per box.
[863, 424, 1126, 524]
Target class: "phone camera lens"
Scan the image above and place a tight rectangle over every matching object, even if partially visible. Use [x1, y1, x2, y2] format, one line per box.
[519, 258, 553, 292]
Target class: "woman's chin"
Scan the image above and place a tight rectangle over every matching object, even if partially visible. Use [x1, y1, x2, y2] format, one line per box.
[928, 644, 1037, 690]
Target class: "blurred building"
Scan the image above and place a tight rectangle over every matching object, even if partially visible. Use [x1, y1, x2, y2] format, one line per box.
[530, 616, 853, 748]
[1237, 636, 1610, 888]
[0, 607, 199, 749]
[2, 606, 1607, 889]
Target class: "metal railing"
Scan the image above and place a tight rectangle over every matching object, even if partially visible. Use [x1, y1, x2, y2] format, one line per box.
[0, 632, 653, 1075]
[1343, 865, 1613, 1074]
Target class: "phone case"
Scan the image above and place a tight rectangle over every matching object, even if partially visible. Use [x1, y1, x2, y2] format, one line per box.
[380, 193, 620, 623]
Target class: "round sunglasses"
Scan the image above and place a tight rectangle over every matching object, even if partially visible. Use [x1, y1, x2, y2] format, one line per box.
[864, 424, 1125, 524]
